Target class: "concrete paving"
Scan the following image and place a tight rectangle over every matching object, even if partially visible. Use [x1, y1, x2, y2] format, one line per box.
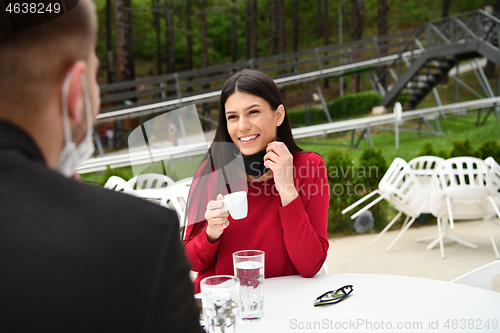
[325, 219, 500, 291]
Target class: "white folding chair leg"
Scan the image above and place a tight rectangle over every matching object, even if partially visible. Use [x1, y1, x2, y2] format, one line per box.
[486, 196, 500, 220]
[351, 193, 390, 220]
[386, 216, 416, 252]
[446, 196, 455, 230]
[373, 211, 403, 243]
[341, 190, 380, 214]
[436, 217, 445, 259]
[446, 196, 455, 229]
[484, 218, 500, 259]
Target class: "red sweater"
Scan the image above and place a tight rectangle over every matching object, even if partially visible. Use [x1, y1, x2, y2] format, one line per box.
[183, 152, 330, 293]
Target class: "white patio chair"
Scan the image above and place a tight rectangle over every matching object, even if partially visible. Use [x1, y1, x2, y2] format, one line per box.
[429, 157, 500, 259]
[159, 180, 192, 239]
[103, 176, 134, 194]
[408, 155, 444, 209]
[451, 260, 500, 291]
[317, 263, 329, 275]
[128, 173, 175, 190]
[342, 157, 427, 251]
[407, 156, 449, 245]
[484, 157, 500, 224]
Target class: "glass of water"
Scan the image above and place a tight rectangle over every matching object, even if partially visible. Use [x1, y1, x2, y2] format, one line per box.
[232, 250, 265, 320]
[200, 275, 241, 333]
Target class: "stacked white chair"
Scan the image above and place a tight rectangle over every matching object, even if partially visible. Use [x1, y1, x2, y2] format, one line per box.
[429, 157, 500, 259]
[342, 157, 427, 251]
[159, 179, 192, 240]
[484, 157, 500, 224]
[127, 173, 175, 190]
[103, 176, 134, 194]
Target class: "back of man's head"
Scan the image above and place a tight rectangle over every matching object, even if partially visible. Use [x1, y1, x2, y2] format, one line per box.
[0, 0, 97, 117]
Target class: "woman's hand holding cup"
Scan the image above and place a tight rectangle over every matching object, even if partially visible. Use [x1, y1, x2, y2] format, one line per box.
[205, 194, 230, 243]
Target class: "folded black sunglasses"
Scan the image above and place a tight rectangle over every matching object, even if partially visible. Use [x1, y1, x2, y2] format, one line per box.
[313, 285, 354, 307]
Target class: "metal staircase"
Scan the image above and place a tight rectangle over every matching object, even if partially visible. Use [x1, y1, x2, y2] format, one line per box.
[380, 9, 500, 109]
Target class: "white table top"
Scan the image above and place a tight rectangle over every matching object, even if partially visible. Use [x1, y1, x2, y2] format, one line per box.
[239, 273, 500, 333]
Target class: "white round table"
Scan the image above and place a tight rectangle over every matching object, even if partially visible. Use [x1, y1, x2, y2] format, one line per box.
[239, 273, 500, 332]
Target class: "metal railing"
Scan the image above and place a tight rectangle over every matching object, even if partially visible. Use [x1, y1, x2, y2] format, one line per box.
[97, 30, 416, 122]
[79, 97, 500, 174]
[379, 9, 500, 107]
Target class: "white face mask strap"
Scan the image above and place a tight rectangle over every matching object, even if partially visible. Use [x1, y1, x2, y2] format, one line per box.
[61, 70, 73, 144]
[80, 74, 93, 134]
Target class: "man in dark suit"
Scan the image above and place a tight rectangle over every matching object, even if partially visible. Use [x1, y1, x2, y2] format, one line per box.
[0, 1, 203, 332]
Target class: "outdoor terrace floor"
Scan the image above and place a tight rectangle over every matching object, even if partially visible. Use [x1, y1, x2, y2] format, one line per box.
[326, 219, 500, 291]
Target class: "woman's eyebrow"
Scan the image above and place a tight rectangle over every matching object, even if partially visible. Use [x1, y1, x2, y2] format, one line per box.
[245, 104, 261, 110]
[226, 104, 261, 114]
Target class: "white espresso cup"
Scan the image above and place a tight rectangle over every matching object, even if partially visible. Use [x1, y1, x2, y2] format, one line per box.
[220, 191, 248, 220]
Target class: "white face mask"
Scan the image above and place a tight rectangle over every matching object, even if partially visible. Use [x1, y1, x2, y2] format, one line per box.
[55, 70, 95, 177]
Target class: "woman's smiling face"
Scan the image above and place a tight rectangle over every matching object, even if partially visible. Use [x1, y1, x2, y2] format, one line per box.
[225, 91, 284, 156]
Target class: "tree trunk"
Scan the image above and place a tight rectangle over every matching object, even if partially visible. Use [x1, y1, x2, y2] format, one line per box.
[351, 0, 364, 93]
[186, 0, 193, 70]
[485, 0, 500, 79]
[292, 0, 299, 52]
[316, 0, 322, 38]
[251, 0, 258, 59]
[115, 0, 135, 82]
[377, 0, 388, 89]
[245, 0, 251, 59]
[323, 0, 329, 88]
[114, 0, 134, 150]
[200, 1, 208, 68]
[200, 0, 211, 131]
[440, 0, 452, 84]
[152, 1, 162, 76]
[278, 0, 285, 56]
[441, 0, 451, 18]
[277, 0, 286, 98]
[106, 0, 116, 83]
[165, 10, 174, 74]
[231, 0, 238, 62]
[267, 0, 277, 55]
[186, 0, 193, 92]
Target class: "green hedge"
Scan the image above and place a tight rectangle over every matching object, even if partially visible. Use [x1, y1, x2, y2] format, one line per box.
[418, 139, 500, 162]
[288, 91, 383, 126]
[326, 147, 388, 235]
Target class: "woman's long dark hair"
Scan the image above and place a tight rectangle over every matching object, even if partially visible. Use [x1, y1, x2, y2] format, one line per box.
[184, 69, 303, 239]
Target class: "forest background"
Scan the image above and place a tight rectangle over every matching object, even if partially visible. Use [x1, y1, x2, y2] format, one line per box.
[95, 0, 496, 85]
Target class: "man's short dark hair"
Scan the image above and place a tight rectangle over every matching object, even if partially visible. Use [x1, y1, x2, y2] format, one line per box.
[0, 0, 97, 114]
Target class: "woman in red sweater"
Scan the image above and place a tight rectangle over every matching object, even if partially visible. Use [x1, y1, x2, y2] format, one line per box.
[183, 69, 330, 293]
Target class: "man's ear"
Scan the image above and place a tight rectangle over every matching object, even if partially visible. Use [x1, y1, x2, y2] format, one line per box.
[65, 61, 87, 124]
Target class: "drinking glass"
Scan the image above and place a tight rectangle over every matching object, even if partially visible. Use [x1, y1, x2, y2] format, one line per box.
[201, 275, 240, 333]
[232, 250, 265, 320]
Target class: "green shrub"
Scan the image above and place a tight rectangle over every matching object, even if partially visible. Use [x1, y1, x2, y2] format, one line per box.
[325, 147, 388, 234]
[436, 148, 450, 159]
[325, 149, 357, 234]
[450, 139, 477, 158]
[288, 91, 383, 126]
[418, 142, 436, 156]
[356, 148, 388, 230]
[357, 148, 387, 189]
[327, 92, 383, 119]
[98, 166, 132, 186]
[476, 140, 500, 162]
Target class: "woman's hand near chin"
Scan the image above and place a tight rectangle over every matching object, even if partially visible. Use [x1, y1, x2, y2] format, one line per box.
[264, 141, 298, 206]
[205, 194, 230, 243]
